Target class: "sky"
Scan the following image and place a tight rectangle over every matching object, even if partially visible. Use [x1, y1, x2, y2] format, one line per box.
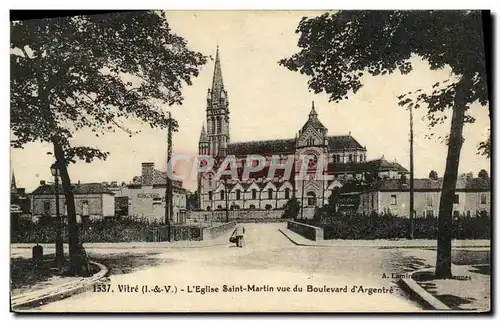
[10, 11, 491, 193]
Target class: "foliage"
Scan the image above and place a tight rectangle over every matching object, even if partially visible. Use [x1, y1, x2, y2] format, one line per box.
[11, 216, 202, 243]
[429, 170, 439, 180]
[11, 11, 206, 163]
[321, 213, 490, 240]
[280, 10, 489, 278]
[280, 10, 489, 153]
[282, 196, 301, 219]
[478, 169, 489, 180]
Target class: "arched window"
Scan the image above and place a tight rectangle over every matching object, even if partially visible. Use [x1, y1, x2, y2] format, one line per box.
[268, 188, 273, 199]
[285, 188, 290, 199]
[220, 190, 225, 200]
[208, 191, 213, 200]
[236, 190, 241, 200]
[249, 204, 256, 210]
[206, 206, 211, 211]
[349, 154, 353, 162]
[211, 118, 216, 134]
[252, 189, 257, 200]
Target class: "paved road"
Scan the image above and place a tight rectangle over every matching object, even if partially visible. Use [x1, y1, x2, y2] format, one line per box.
[24, 223, 424, 312]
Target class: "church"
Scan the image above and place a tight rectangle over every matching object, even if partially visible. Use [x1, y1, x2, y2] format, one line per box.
[197, 47, 408, 214]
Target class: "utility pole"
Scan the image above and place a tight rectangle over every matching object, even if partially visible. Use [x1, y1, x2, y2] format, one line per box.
[300, 179, 305, 220]
[51, 163, 64, 269]
[165, 112, 173, 242]
[224, 177, 229, 222]
[409, 105, 415, 240]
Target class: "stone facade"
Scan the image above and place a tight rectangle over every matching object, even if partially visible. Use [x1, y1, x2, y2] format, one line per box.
[110, 162, 187, 224]
[358, 176, 491, 217]
[30, 182, 115, 222]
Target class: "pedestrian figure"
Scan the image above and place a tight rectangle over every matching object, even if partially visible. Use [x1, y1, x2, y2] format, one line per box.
[235, 225, 245, 248]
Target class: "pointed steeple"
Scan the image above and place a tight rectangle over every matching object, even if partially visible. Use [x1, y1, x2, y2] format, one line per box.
[211, 45, 225, 103]
[199, 124, 208, 143]
[11, 171, 17, 193]
[309, 101, 318, 117]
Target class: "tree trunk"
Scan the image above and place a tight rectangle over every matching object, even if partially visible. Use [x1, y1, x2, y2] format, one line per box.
[435, 101, 466, 279]
[53, 139, 91, 277]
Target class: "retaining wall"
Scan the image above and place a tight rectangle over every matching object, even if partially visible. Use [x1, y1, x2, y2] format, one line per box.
[202, 221, 237, 240]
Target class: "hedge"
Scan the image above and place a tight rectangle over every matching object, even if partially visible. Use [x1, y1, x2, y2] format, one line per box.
[296, 213, 490, 240]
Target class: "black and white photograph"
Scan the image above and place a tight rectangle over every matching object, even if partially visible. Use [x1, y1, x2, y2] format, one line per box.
[9, 10, 491, 313]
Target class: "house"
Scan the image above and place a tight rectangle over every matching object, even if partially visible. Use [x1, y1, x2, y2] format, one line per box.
[358, 175, 491, 217]
[31, 181, 115, 222]
[111, 162, 187, 224]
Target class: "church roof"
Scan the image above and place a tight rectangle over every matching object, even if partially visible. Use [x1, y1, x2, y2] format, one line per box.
[300, 102, 327, 133]
[226, 135, 365, 156]
[327, 158, 409, 174]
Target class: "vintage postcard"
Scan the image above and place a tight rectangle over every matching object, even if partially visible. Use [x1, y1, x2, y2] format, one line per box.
[10, 10, 491, 313]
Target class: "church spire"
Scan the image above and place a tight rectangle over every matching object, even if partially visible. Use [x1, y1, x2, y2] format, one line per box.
[309, 101, 318, 118]
[211, 45, 225, 101]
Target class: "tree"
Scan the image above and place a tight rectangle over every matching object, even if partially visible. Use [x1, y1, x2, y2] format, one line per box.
[280, 11, 489, 278]
[478, 169, 489, 180]
[429, 170, 439, 180]
[11, 11, 206, 275]
[282, 196, 300, 219]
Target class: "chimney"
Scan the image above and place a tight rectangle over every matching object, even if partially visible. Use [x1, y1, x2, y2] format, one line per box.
[40, 180, 46, 186]
[141, 162, 155, 186]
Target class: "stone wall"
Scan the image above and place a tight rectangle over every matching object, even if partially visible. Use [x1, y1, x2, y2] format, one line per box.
[202, 221, 237, 240]
[187, 209, 283, 224]
[287, 220, 324, 241]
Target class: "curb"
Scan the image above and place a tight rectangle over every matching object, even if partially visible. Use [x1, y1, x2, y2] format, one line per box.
[278, 228, 328, 247]
[278, 229, 490, 249]
[11, 261, 109, 311]
[398, 268, 451, 310]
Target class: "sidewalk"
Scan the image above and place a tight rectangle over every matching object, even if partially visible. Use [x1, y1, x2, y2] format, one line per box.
[11, 261, 108, 311]
[11, 230, 235, 252]
[399, 248, 491, 311]
[278, 228, 491, 249]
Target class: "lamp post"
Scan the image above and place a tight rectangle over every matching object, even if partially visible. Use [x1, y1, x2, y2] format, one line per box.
[51, 163, 64, 269]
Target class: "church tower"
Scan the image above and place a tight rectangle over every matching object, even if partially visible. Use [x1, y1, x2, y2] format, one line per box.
[205, 45, 230, 158]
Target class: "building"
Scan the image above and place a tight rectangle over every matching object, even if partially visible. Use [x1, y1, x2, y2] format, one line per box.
[197, 46, 408, 214]
[31, 181, 115, 221]
[358, 175, 491, 217]
[112, 162, 188, 224]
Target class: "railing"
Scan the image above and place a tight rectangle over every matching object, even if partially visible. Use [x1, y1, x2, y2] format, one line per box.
[202, 221, 237, 240]
[287, 220, 324, 241]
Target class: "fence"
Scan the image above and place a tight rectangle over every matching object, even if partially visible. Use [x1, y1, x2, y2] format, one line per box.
[287, 220, 324, 241]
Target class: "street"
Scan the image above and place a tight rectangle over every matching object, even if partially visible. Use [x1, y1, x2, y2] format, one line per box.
[20, 223, 423, 312]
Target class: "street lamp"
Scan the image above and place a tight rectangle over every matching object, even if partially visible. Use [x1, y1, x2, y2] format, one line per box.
[50, 163, 64, 268]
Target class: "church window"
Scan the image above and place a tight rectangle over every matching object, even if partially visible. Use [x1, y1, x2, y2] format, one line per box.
[220, 190, 225, 200]
[236, 190, 241, 200]
[285, 188, 290, 199]
[208, 191, 213, 201]
[481, 194, 487, 204]
[252, 189, 257, 200]
[211, 118, 216, 134]
[268, 188, 273, 199]
[307, 137, 314, 145]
